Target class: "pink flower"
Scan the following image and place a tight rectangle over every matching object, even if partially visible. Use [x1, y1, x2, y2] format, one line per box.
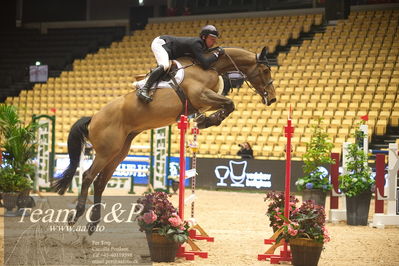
[322, 226, 331, 242]
[291, 209, 299, 215]
[288, 227, 298, 236]
[168, 215, 183, 227]
[323, 235, 330, 243]
[286, 223, 299, 236]
[143, 211, 157, 224]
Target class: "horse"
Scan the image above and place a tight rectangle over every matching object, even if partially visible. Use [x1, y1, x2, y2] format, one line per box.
[53, 46, 276, 234]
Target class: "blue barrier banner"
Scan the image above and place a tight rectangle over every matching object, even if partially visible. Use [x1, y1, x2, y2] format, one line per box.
[112, 155, 150, 185]
[55, 155, 191, 188]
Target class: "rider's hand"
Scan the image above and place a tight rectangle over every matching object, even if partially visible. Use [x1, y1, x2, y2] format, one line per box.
[216, 47, 225, 56]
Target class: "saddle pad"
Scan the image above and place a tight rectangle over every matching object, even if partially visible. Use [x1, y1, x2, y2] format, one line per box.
[133, 60, 185, 89]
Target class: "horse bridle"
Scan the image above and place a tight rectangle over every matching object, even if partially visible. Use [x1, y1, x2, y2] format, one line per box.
[224, 52, 274, 105]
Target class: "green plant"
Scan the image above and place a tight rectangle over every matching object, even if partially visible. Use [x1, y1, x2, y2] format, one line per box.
[296, 118, 334, 192]
[339, 122, 374, 197]
[265, 191, 299, 231]
[276, 200, 330, 244]
[0, 166, 32, 192]
[0, 104, 39, 180]
[136, 192, 190, 243]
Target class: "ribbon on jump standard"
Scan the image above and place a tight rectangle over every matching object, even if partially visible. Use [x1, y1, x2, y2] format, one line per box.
[176, 114, 208, 260]
[258, 108, 294, 263]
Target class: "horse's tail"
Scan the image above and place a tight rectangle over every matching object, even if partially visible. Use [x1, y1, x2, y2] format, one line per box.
[53, 116, 92, 195]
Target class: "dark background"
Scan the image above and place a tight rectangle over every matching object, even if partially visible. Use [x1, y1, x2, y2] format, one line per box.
[5, 0, 393, 26]
[1, 0, 395, 30]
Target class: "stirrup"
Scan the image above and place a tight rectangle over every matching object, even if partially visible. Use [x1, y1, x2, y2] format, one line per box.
[136, 89, 153, 103]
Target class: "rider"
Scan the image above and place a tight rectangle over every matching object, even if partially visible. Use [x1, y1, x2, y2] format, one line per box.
[137, 25, 224, 103]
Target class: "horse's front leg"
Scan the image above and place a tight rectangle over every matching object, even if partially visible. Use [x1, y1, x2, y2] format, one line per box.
[195, 90, 235, 129]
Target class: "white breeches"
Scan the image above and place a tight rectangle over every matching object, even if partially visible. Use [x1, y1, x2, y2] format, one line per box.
[151, 37, 170, 70]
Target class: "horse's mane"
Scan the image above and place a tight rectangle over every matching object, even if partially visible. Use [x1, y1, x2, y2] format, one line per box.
[223, 47, 255, 56]
[178, 47, 254, 65]
[217, 47, 256, 69]
[174, 47, 255, 74]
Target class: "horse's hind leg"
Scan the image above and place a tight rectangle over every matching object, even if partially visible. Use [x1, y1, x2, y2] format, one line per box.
[68, 135, 127, 226]
[68, 156, 109, 226]
[87, 133, 137, 235]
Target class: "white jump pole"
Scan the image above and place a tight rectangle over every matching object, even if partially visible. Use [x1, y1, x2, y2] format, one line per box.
[371, 143, 399, 228]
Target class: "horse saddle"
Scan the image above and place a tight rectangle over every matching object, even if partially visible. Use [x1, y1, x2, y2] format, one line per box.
[133, 60, 185, 90]
[160, 61, 179, 82]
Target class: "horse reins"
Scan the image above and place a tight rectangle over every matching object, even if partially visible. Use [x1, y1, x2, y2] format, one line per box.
[224, 52, 273, 104]
[168, 63, 195, 76]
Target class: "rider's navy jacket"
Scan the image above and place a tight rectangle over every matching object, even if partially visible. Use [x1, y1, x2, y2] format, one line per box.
[159, 35, 218, 69]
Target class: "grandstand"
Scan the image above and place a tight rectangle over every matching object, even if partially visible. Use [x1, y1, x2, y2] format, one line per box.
[0, 27, 125, 101]
[2, 3, 399, 160]
[276, 8, 399, 157]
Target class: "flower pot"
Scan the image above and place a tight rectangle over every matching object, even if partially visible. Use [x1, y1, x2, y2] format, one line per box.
[2, 192, 19, 216]
[290, 238, 323, 266]
[145, 232, 179, 262]
[17, 189, 35, 216]
[302, 189, 327, 207]
[346, 191, 371, 226]
[17, 189, 35, 208]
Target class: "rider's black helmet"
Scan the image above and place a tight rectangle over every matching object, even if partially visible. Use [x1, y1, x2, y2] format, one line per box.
[199, 25, 219, 38]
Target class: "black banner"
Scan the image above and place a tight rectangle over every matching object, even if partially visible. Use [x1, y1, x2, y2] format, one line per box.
[195, 158, 305, 192]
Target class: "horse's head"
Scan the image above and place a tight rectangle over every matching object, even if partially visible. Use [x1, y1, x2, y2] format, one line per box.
[215, 47, 276, 106]
[248, 47, 276, 106]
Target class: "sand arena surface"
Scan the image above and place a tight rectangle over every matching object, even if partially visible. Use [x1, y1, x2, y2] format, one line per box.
[1, 188, 399, 266]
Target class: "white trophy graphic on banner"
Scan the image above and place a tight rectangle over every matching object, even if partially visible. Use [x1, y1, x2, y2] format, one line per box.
[215, 166, 229, 186]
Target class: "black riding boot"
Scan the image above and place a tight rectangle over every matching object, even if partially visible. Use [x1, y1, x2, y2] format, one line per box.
[137, 65, 165, 103]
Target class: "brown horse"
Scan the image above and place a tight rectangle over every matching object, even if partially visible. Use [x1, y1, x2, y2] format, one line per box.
[53, 47, 276, 234]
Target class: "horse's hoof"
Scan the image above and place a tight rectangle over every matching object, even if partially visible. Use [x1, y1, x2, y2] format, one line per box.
[194, 114, 206, 123]
[67, 213, 76, 226]
[196, 117, 212, 129]
[87, 223, 97, 235]
[195, 114, 208, 129]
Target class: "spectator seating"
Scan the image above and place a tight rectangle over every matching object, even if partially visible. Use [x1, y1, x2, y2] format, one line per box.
[5, 10, 398, 160]
[276, 9, 398, 158]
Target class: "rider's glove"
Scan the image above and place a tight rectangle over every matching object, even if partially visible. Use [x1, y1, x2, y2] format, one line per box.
[212, 47, 225, 58]
[216, 47, 225, 56]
